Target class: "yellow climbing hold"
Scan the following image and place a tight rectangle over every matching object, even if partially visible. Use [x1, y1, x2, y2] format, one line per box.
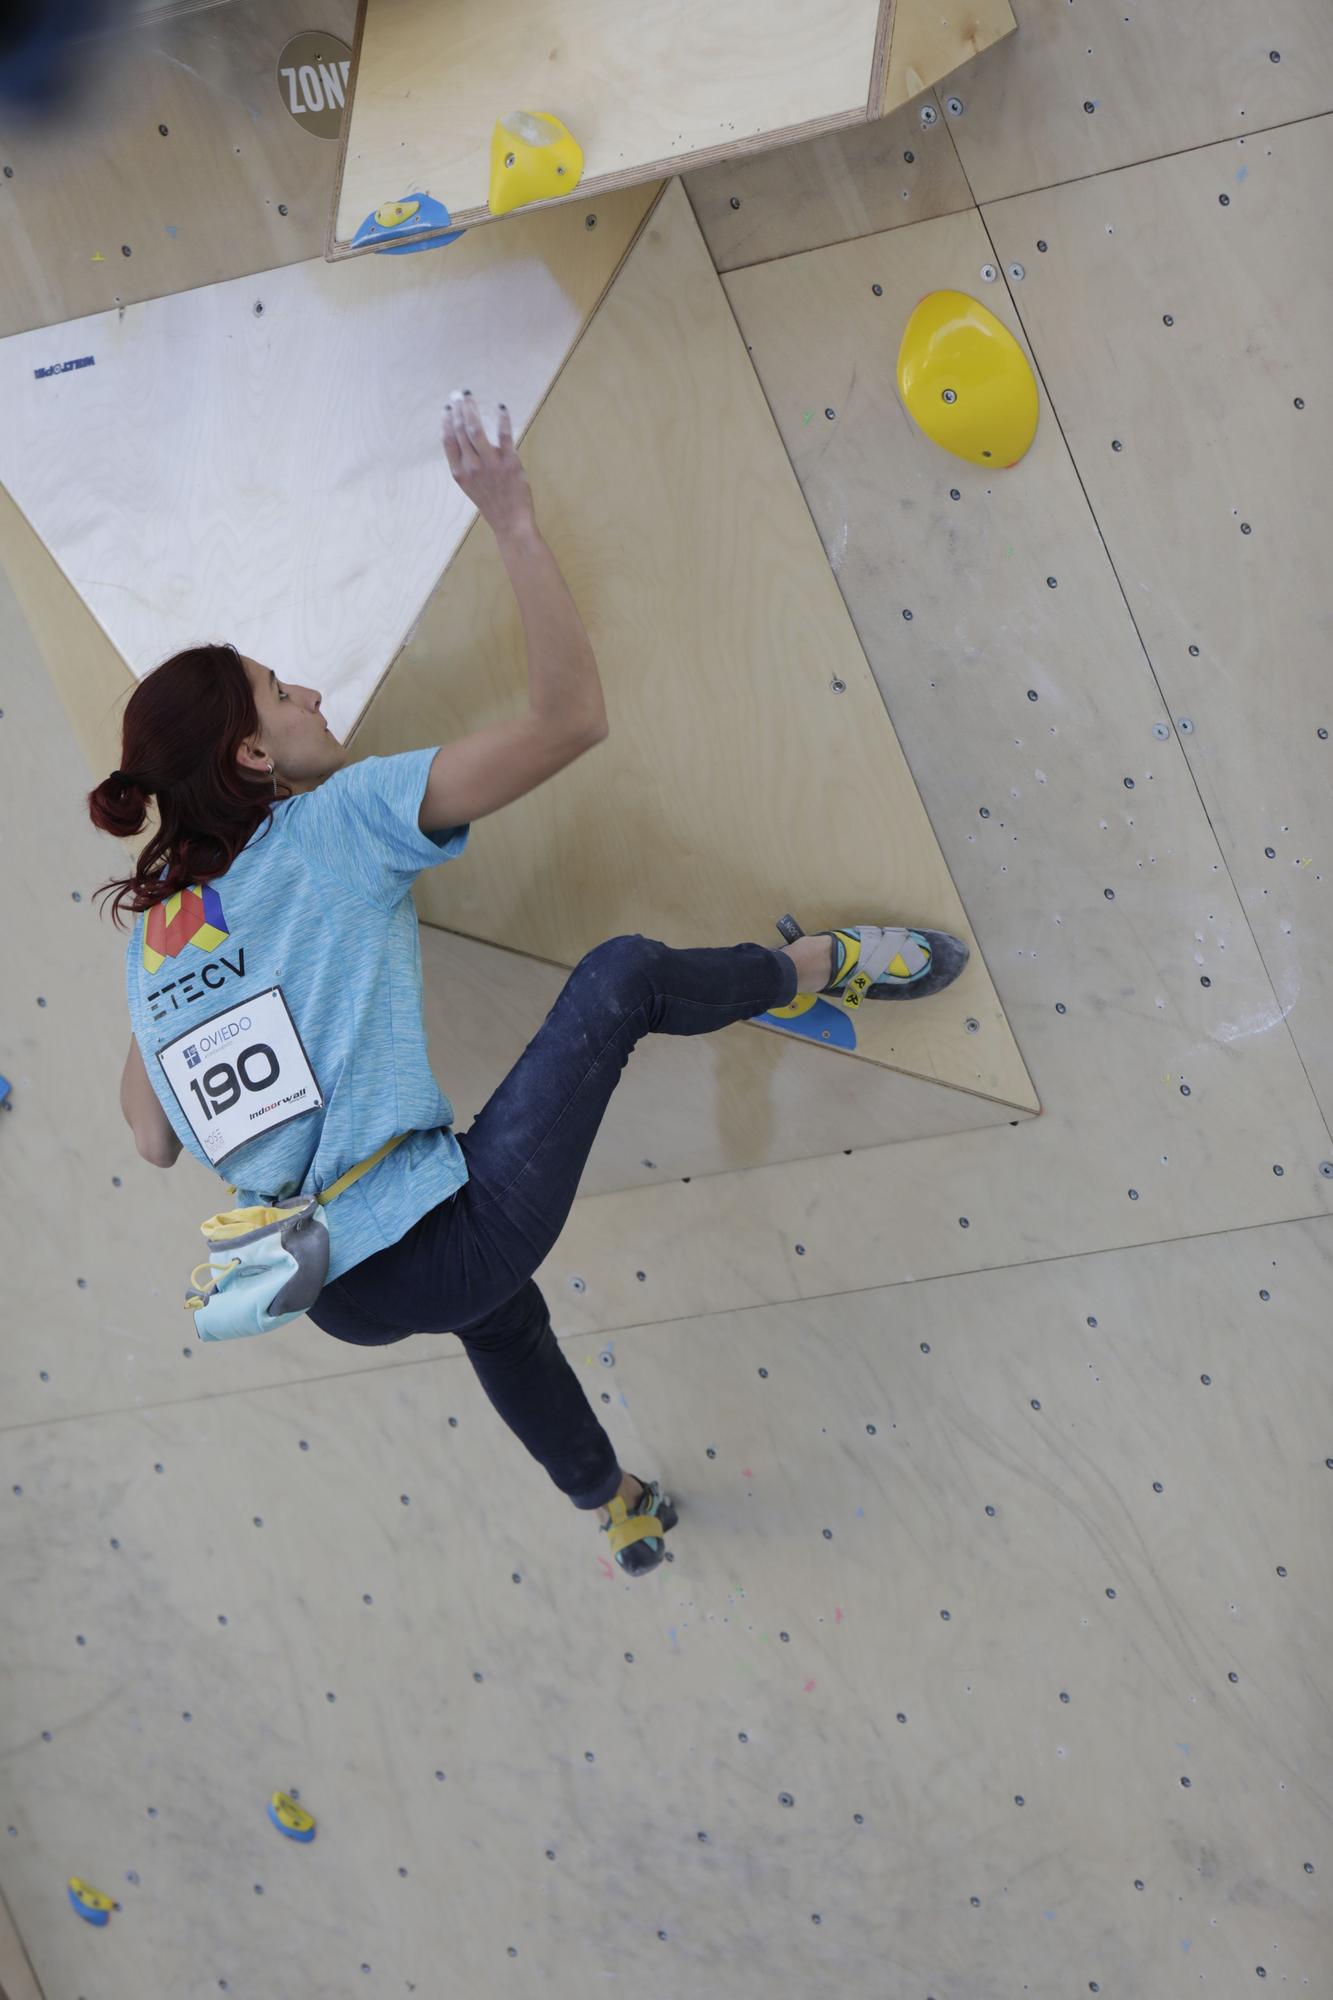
[489, 111, 583, 216]
[896, 290, 1039, 468]
[767, 992, 819, 1022]
[268, 1789, 317, 1839]
[373, 199, 422, 229]
[68, 1878, 115, 1910]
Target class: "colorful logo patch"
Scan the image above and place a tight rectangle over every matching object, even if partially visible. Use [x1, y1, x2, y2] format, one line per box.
[143, 883, 230, 975]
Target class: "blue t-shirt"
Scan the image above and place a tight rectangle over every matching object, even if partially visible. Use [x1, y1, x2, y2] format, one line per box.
[124, 748, 471, 1283]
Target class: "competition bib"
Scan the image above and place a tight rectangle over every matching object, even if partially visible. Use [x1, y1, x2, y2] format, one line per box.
[156, 986, 323, 1169]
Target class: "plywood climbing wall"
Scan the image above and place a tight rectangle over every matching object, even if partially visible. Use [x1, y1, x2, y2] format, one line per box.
[330, 0, 1015, 251]
[0, 185, 657, 729]
[4, 3, 1333, 1994]
[982, 114, 1333, 1117]
[356, 180, 1038, 1113]
[0, 0, 359, 337]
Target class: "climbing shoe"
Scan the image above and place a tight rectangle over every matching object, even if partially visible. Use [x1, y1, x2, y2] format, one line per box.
[600, 1476, 678, 1576]
[775, 914, 969, 1003]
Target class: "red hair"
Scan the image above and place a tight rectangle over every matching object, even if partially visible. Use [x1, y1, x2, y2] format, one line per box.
[87, 642, 290, 932]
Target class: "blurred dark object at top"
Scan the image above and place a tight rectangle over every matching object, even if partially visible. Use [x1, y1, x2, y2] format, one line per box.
[0, 0, 142, 123]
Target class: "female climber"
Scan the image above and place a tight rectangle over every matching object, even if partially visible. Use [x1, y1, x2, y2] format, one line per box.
[92, 391, 969, 1578]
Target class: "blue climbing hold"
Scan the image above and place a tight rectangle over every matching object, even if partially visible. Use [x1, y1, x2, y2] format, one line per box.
[754, 995, 858, 1050]
[351, 196, 463, 255]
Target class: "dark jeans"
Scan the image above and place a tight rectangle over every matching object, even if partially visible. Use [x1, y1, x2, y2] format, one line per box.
[306, 934, 798, 1510]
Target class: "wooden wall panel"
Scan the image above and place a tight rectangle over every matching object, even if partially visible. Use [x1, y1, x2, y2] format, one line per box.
[985, 116, 1333, 1118]
[2, 1216, 1329, 1992]
[686, 93, 973, 273]
[878, 0, 1016, 115]
[358, 181, 1038, 1112]
[332, 0, 883, 247]
[0, 186, 656, 730]
[0, 0, 357, 336]
[501, 204, 1333, 1334]
[4, 3, 1333, 1986]
[943, 0, 1333, 203]
[0, 1890, 43, 2000]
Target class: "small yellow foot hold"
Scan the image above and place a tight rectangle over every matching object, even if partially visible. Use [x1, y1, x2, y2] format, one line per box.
[489, 110, 584, 216]
[374, 199, 422, 229]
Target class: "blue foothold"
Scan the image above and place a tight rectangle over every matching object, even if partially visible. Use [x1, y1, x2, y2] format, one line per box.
[351, 194, 463, 255]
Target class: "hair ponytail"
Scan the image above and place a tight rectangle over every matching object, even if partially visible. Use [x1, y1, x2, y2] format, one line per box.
[88, 642, 288, 931]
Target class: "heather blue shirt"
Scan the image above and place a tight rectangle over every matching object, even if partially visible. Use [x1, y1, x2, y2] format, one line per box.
[125, 749, 470, 1283]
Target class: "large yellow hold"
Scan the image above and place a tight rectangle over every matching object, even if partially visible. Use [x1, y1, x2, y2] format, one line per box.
[489, 111, 584, 216]
[896, 290, 1039, 467]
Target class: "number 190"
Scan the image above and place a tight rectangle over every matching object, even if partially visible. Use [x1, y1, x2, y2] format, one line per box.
[189, 1042, 280, 1124]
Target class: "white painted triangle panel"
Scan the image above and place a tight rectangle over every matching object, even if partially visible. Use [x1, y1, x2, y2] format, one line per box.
[0, 185, 654, 736]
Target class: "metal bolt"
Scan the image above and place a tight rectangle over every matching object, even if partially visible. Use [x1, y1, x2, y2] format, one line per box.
[830, 678, 847, 694]
[945, 96, 965, 116]
[585, 214, 597, 229]
[919, 103, 939, 126]
[942, 387, 958, 404]
[1178, 717, 1194, 734]
[980, 264, 997, 282]
[729, 195, 740, 209]
[1320, 1162, 1333, 1179]
[965, 1018, 980, 1034]
[1153, 722, 1171, 740]
[1008, 262, 1026, 281]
